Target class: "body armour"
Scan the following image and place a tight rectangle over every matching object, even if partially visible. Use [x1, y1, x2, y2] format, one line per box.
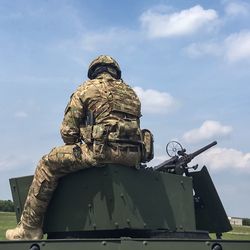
[60, 73, 147, 161]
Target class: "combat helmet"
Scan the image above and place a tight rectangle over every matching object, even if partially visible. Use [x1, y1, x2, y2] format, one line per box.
[88, 55, 121, 80]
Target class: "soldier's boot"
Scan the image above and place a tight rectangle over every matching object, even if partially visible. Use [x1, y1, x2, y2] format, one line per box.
[5, 219, 43, 240]
[6, 158, 58, 240]
[5, 194, 46, 240]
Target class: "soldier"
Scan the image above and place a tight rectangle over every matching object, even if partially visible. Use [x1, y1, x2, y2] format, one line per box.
[6, 55, 153, 240]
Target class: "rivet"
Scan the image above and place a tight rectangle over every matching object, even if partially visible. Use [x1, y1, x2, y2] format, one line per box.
[126, 219, 130, 224]
[115, 222, 119, 228]
[143, 223, 147, 228]
[143, 241, 148, 245]
[120, 193, 124, 198]
[205, 241, 211, 246]
[88, 204, 92, 209]
[102, 241, 107, 245]
[41, 242, 46, 246]
[93, 223, 96, 229]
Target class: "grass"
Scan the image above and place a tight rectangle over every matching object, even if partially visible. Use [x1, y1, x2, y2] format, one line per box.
[218, 225, 250, 240]
[0, 212, 16, 240]
[0, 212, 250, 241]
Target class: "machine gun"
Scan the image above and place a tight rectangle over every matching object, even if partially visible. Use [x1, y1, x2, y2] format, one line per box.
[154, 141, 217, 175]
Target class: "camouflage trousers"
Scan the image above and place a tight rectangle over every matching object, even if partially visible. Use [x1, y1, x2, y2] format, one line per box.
[21, 143, 141, 229]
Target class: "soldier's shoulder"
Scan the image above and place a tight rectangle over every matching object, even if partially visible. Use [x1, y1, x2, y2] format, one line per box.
[118, 79, 135, 91]
[72, 79, 103, 98]
[75, 79, 100, 91]
[119, 79, 131, 87]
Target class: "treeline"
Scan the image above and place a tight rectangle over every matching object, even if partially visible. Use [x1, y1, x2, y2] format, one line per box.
[0, 200, 14, 212]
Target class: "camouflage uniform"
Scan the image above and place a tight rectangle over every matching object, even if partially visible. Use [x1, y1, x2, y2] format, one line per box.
[6, 55, 149, 240]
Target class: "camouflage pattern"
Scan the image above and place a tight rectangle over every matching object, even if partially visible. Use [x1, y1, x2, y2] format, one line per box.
[17, 70, 143, 231]
[60, 72, 141, 144]
[5, 224, 42, 240]
[141, 129, 154, 163]
[87, 55, 121, 79]
[21, 144, 93, 229]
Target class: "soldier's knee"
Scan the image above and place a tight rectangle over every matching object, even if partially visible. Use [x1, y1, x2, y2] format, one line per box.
[48, 145, 79, 161]
[46, 144, 84, 171]
[35, 155, 49, 173]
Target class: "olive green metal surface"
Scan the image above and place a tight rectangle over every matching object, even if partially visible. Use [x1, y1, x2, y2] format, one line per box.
[6, 164, 250, 249]
[190, 166, 232, 233]
[9, 175, 32, 223]
[10, 165, 195, 233]
[1, 238, 250, 250]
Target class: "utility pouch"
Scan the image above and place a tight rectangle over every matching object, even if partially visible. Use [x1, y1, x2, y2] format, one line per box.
[118, 120, 138, 138]
[92, 124, 106, 140]
[80, 126, 93, 144]
[141, 129, 154, 163]
[93, 141, 106, 160]
[92, 124, 107, 160]
[107, 120, 140, 142]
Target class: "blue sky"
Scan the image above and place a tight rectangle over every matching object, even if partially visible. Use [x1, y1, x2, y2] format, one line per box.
[0, 0, 250, 218]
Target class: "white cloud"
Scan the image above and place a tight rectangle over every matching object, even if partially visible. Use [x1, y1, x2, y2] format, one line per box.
[133, 86, 178, 114]
[195, 147, 250, 172]
[185, 30, 250, 63]
[140, 5, 218, 38]
[225, 30, 250, 62]
[183, 120, 232, 143]
[185, 41, 221, 58]
[225, 1, 250, 17]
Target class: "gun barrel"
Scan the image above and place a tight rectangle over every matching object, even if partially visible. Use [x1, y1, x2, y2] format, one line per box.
[190, 140, 217, 159]
[154, 141, 217, 173]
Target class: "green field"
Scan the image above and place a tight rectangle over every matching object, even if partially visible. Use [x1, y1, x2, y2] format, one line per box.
[1, 212, 250, 241]
[211, 225, 250, 240]
[0, 212, 16, 240]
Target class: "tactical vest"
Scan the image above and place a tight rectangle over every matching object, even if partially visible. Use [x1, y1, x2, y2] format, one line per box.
[80, 76, 153, 163]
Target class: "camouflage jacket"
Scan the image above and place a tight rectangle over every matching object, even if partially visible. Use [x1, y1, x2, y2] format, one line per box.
[60, 73, 141, 145]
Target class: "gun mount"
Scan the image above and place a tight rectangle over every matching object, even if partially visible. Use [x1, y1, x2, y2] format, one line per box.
[154, 140, 217, 175]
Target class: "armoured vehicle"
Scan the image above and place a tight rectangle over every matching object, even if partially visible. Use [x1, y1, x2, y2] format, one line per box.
[1, 141, 250, 250]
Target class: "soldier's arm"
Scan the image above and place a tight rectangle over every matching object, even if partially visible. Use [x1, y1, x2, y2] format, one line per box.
[60, 89, 85, 144]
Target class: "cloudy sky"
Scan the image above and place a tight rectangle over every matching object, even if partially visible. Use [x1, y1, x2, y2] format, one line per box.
[0, 0, 250, 218]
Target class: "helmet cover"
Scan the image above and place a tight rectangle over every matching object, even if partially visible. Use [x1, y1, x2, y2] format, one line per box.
[88, 55, 121, 79]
